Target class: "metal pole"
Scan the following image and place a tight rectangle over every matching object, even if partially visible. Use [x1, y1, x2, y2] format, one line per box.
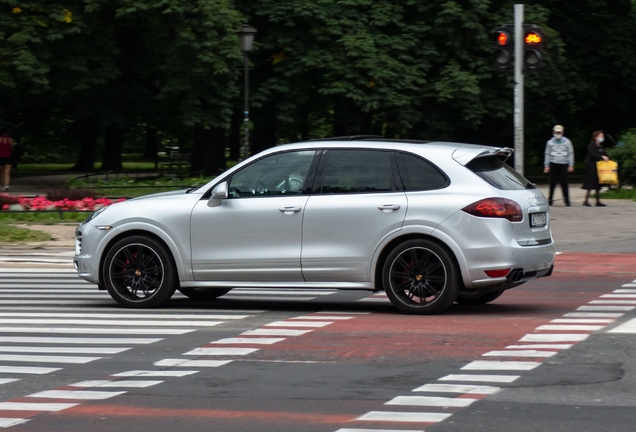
[514, 4, 524, 175]
[243, 52, 250, 159]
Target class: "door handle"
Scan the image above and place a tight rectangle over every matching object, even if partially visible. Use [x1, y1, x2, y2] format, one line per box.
[279, 206, 302, 214]
[377, 204, 401, 211]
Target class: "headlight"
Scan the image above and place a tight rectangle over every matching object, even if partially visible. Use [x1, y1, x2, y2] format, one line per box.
[83, 206, 109, 224]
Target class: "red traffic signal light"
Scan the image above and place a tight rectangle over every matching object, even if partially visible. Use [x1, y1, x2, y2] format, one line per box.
[493, 26, 513, 69]
[497, 32, 508, 46]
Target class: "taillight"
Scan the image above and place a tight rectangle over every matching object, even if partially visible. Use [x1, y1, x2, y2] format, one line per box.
[462, 198, 523, 222]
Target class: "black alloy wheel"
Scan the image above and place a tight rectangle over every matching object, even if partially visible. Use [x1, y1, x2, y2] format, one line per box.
[103, 235, 176, 308]
[383, 239, 459, 314]
[455, 289, 505, 305]
[178, 287, 232, 300]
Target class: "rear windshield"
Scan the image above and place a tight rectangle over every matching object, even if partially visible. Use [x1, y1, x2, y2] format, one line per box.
[466, 156, 535, 190]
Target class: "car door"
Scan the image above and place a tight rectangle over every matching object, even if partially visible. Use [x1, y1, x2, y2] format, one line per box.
[190, 150, 318, 282]
[301, 149, 407, 282]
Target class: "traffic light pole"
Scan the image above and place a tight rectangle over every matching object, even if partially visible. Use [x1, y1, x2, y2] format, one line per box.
[514, 4, 524, 176]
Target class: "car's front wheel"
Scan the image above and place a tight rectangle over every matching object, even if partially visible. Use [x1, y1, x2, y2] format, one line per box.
[383, 239, 459, 314]
[178, 288, 232, 300]
[102, 235, 176, 308]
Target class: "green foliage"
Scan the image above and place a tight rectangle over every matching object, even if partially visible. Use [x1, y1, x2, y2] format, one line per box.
[607, 130, 636, 186]
[0, 212, 87, 223]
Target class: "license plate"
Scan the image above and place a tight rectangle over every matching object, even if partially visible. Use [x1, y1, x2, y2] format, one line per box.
[530, 212, 546, 228]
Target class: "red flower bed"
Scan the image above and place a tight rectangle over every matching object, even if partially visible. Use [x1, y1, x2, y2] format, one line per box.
[1, 195, 125, 211]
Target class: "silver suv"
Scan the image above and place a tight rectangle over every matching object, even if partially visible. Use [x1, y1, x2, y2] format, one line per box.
[74, 138, 555, 314]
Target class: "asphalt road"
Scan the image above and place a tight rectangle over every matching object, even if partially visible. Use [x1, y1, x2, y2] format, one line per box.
[0, 196, 634, 432]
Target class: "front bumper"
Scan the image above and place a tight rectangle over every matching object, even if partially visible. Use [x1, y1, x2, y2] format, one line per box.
[73, 223, 102, 284]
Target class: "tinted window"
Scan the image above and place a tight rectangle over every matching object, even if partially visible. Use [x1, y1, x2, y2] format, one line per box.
[466, 156, 535, 190]
[398, 152, 448, 191]
[228, 150, 316, 198]
[320, 150, 396, 194]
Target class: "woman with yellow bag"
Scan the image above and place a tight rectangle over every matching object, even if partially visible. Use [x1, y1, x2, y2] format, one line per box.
[582, 130, 610, 207]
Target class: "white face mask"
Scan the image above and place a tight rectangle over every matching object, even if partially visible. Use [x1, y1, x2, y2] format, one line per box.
[597, 137, 605, 143]
[554, 133, 563, 139]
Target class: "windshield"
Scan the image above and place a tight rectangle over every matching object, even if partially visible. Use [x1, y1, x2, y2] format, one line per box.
[466, 156, 535, 190]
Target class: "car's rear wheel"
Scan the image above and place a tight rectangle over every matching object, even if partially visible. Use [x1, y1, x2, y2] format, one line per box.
[383, 239, 459, 314]
[178, 287, 232, 300]
[103, 235, 176, 308]
[455, 289, 505, 305]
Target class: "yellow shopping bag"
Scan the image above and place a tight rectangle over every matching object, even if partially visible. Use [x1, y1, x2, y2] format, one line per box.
[596, 160, 618, 185]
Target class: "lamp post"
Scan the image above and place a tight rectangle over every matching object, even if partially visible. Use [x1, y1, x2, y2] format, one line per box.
[237, 24, 257, 160]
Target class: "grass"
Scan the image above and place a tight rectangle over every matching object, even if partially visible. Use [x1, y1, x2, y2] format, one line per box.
[0, 212, 89, 223]
[0, 223, 53, 243]
[600, 187, 636, 201]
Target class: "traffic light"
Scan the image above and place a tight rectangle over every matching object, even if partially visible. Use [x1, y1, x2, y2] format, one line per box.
[493, 26, 513, 69]
[523, 26, 543, 70]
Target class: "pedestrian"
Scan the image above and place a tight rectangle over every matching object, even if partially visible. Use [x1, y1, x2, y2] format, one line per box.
[581, 130, 610, 207]
[0, 133, 14, 192]
[543, 125, 574, 206]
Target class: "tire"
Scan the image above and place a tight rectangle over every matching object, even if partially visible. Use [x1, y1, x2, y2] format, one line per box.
[383, 239, 460, 315]
[102, 235, 177, 308]
[178, 287, 232, 300]
[456, 289, 505, 305]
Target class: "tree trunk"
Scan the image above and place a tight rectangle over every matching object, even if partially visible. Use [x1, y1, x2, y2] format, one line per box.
[71, 118, 99, 172]
[228, 109, 241, 161]
[190, 126, 226, 177]
[252, 103, 277, 154]
[101, 127, 124, 172]
[144, 127, 158, 160]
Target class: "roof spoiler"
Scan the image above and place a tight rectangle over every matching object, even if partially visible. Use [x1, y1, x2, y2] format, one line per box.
[452, 146, 514, 165]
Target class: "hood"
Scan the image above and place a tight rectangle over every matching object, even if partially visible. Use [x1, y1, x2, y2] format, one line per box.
[129, 189, 194, 201]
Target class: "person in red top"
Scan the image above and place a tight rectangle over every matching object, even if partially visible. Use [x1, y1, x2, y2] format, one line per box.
[0, 133, 15, 192]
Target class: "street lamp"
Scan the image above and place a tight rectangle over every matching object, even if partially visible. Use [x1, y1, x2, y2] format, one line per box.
[237, 24, 257, 160]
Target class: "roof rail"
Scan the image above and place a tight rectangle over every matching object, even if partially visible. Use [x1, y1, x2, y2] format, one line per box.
[308, 135, 383, 142]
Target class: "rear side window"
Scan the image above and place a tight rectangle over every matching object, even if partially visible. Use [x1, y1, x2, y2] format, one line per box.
[398, 152, 449, 191]
[319, 149, 397, 194]
[466, 156, 535, 190]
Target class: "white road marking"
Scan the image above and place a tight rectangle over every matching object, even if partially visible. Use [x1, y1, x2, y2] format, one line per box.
[211, 338, 285, 345]
[589, 300, 636, 305]
[0, 346, 129, 354]
[519, 334, 589, 342]
[613, 289, 636, 293]
[482, 350, 557, 358]
[0, 268, 76, 273]
[28, 390, 125, 400]
[0, 366, 60, 374]
[0, 402, 77, 411]
[241, 329, 311, 336]
[0, 312, 249, 320]
[577, 305, 635, 312]
[620, 284, 636, 288]
[601, 294, 636, 298]
[0, 289, 96, 293]
[264, 321, 332, 328]
[551, 319, 614, 323]
[505, 344, 573, 349]
[356, 411, 451, 422]
[0, 378, 19, 385]
[184, 347, 258, 356]
[0, 336, 161, 344]
[336, 429, 423, 432]
[536, 324, 605, 331]
[154, 359, 232, 367]
[289, 316, 353, 320]
[0, 418, 29, 428]
[0, 354, 101, 364]
[0, 300, 113, 305]
[412, 383, 501, 395]
[0, 319, 223, 327]
[607, 318, 636, 334]
[438, 374, 519, 383]
[0, 327, 194, 335]
[386, 396, 477, 407]
[70, 380, 163, 388]
[462, 361, 540, 371]
[564, 312, 624, 318]
[112, 370, 198, 377]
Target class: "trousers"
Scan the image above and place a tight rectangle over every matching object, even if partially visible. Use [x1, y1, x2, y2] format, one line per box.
[548, 162, 570, 204]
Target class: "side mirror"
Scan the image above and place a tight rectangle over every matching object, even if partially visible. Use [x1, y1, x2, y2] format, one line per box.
[208, 181, 228, 207]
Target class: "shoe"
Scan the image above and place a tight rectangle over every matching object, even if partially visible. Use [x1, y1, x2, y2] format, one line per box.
[548, 200, 553, 206]
[583, 202, 591, 207]
[596, 202, 606, 207]
[565, 202, 571, 207]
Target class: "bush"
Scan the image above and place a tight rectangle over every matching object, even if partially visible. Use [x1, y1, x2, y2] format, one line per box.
[607, 130, 636, 187]
[45, 188, 97, 201]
